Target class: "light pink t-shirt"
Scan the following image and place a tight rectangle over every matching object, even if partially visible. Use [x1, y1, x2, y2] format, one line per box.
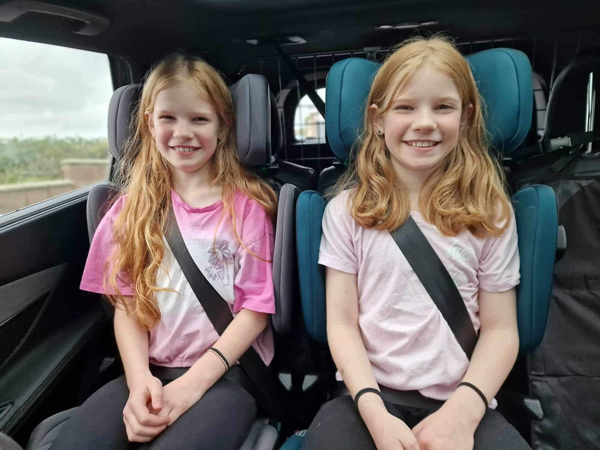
[319, 190, 520, 401]
[80, 190, 276, 367]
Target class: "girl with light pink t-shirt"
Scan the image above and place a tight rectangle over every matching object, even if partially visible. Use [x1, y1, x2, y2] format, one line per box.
[51, 54, 278, 450]
[302, 37, 529, 450]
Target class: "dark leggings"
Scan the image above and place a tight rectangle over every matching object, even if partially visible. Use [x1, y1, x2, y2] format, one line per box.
[49, 366, 257, 450]
[301, 394, 531, 450]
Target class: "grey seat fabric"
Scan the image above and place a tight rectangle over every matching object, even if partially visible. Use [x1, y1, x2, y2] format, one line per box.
[26, 408, 75, 450]
[27, 74, 290, 450]
[230, 74, 273, 167]
[239, 419, 278, 450]
[272, 183, 301, 334]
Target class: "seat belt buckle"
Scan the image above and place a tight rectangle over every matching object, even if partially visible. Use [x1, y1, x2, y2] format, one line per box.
[547, 135, 573, 152]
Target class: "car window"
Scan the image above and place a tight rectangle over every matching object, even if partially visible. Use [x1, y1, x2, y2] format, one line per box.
[294, 88, 326, 143]
[0, 38, 113, 215]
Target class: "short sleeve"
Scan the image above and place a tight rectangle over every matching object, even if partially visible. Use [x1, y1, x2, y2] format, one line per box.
[80, 196, 134, 296]
[232, 200, 275, 315]
[478, 209, 520, 292]
[318, 192, 358, 274]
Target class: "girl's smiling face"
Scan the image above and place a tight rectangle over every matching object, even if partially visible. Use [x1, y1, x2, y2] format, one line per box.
[373, 65, 472, 182]
[147, 80, 221, 177]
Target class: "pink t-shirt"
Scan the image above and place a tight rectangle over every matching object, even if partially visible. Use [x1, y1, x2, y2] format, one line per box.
[80, 190, 276, 367]
[319, 190, 520, 401]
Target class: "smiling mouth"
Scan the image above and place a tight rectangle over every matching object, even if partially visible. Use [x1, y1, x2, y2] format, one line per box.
[171, 146, 200, 153]
[403, 140, 440, 148]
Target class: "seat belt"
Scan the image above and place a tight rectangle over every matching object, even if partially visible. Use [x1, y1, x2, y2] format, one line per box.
[165, 207, 289, 423]
[390, 216, 478, 359]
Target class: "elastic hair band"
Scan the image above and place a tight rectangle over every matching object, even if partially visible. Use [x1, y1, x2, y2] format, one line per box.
[208, 347, 230, 372]
[458, 382, 488, 409]
[354, 388, 382, 408]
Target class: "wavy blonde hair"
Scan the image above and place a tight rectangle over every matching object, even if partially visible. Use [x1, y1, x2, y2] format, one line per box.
[336, 36, 511, 237]
[106, 54, 277, 329]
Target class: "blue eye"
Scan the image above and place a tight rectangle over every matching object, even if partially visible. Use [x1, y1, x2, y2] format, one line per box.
[394, 105, 412, 111]
[437, 104, 454, 110]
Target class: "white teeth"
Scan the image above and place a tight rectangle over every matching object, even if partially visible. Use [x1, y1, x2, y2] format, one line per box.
[407, 141, 436, 148]
[172, 146, 198, 152]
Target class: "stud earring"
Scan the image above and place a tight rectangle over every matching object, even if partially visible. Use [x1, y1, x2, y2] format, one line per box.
[377, 130, 382, 135]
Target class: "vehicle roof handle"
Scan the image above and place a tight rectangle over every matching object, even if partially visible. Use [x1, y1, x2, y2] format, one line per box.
[0, 0, 109, 36]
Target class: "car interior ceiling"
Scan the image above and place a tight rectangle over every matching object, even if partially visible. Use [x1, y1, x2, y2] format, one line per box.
[1, 0, 600, 81]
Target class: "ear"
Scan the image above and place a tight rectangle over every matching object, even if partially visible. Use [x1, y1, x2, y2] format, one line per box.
[370, 104, 384, 135]
[145, 111, 156, 137]
[463, 104, 474, 123]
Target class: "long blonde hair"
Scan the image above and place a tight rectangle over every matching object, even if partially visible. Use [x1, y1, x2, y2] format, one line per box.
[106, 54, 277, 329]
[336, 36, 511, 238]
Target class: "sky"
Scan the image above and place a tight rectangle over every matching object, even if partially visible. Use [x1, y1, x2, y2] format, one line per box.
[0, 37, 113, 139]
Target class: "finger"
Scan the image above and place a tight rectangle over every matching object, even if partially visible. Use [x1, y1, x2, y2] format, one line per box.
[399, 433, 421, 450]
[130, 398, 170, 427]
[147, 378, 164, 411]
[123, 414, 160, 443]
[167, 408, 183, 426]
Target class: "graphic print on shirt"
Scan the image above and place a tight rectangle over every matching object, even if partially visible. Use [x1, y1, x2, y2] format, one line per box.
[205, 240, 233, 286]
[446, 238, 476, 287]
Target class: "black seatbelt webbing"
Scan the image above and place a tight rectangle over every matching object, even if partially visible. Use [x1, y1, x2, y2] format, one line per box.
[165, 207, 287, 422]
[390, 216, 477, 359]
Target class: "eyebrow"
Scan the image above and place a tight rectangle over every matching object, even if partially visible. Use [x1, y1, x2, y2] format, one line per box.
[155, 109, 213, 116]
[392, 96, 461, 103]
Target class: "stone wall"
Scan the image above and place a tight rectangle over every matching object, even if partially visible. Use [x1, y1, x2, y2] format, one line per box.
[0, 159, 110, 214]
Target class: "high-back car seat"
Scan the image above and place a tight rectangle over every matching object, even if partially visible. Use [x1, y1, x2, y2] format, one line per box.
[26, 74, 297, 450]
[284, 48, 560, 449]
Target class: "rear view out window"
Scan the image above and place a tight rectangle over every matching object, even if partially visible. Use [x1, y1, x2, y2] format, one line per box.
[0, 38, 113, 215]
[294, 88, 326, 143]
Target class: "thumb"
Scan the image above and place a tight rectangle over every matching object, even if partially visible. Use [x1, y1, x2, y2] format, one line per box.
[148, 378, 163, 411]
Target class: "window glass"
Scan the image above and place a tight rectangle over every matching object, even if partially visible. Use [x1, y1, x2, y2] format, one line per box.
[0, 38, 113, 214]
[293, 88, 326, 143]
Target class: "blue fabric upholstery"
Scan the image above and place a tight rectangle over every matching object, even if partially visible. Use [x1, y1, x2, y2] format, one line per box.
[280, 432, 305, 450]
[468, 49, 533, 153]
[324, 49, 533, 159]
[325, 58, 380, 160]
[296, 191, 327, 343]
[298, 49, 554, 352]
[512, 185, 558, 353]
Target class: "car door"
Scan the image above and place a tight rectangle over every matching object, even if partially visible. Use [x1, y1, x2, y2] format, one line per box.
[0, 37, 124, 445]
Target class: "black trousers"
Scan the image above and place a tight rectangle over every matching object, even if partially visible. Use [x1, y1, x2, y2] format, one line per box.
[49, 366, 257, 450]
[301, 390, 530, 450]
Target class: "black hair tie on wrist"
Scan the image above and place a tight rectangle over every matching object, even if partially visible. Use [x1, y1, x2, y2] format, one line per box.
[458, 382, 489, 409]
[354, 388, 383, 408]
[208, 347, 230, 372]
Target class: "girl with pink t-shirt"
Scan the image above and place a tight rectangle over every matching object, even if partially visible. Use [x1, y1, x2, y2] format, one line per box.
[302, 37, 529, 450]
[51, 54, 278, 450]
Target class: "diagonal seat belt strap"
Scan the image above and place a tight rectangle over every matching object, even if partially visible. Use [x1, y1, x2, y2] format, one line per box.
[165, 206, 287, 422]
[390, 216, 477, 359]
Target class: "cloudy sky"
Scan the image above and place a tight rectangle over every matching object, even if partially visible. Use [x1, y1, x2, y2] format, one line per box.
[0, 37, 113, 139]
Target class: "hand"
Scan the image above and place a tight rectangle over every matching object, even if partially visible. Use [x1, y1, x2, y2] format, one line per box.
[123, 374, 170, 443]
[412, 391, 483, 450]
[157, 371, 205, 425]
[360, 395, 420, 450]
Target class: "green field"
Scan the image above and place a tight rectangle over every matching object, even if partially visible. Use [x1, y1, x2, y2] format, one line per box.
[0, 137, 110, 185]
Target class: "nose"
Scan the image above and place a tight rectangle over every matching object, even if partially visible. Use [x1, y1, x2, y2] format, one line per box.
[411, 109, 437, 132]
[173, 121, 193, 139]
